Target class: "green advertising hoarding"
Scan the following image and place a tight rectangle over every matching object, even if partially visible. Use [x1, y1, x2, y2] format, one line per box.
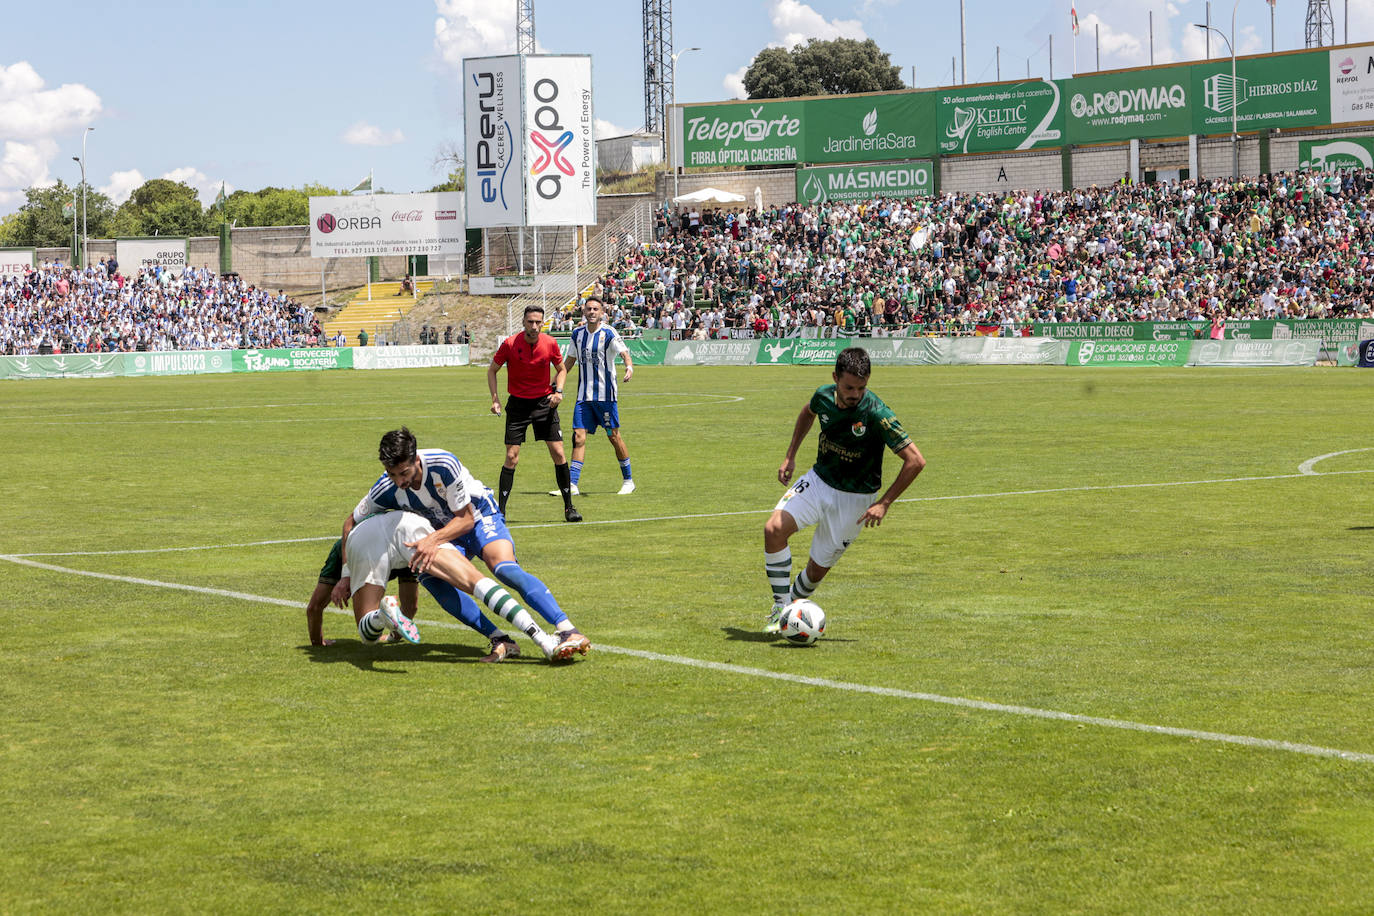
[795, 161, 934, 205]
[231, 348, 352, 372]
[681, 100, 806, 167]
[1032, 321, 1203, 340]
[126, 350, 232, 376]
[1298, 137, 1374, 170]
[1064, 66, 1193, 144]
[1191, 50, 1328, 135]
[1067, 339, 1190, 366]
[802, 92, 935, 162]
[937, 80, 1063, 154]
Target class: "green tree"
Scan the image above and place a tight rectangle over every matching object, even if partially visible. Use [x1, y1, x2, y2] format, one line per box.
[222, 186, 312, 228]
[112, 178, 212, 238]
[428, 167, 465, 193]
[743, 38, 904, 99]
[0, 180, 115, 250]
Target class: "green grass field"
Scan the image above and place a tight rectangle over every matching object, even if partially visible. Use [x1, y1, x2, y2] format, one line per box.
[2, 364, 1372, 914]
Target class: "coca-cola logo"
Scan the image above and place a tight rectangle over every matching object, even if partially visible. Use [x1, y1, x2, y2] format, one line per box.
[317, 213, 336, 233]
[392, 210, 422, 222]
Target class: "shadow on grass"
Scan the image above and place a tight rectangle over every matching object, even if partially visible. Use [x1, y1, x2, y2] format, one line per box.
[298, 640, 500, 671]
[1349, 526, 1374, 531]
[720, 626, 853, 647]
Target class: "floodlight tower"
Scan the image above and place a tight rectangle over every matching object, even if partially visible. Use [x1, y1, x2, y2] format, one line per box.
[1305, 0, 1334, 47]
[644, 0, 673, 153]
[517, 0, 535, 54]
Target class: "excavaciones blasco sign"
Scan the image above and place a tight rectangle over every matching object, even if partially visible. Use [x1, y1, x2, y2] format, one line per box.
[675, 43, 1373, 162]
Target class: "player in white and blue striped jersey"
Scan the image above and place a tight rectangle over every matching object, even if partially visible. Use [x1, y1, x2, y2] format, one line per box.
[559, 296, 636, 496]
[343, 427, 591, 661]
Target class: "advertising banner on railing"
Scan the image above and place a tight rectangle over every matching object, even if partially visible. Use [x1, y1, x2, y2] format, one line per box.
[116, 238, 187, 278]
[1191, 51, 1329, 135]
[309, 192, 465, 259]
[1187, 339, 1321, 366]
[937, 80, 1063, 154]
[0, 247, 35, 278]
[1299, 137, 1374, 170]
[523, 55, 595, 227]
[795, 161, 934, 205]
[1359, 339, 1374, 367]
[231, 348, 352, 372]
[464, 55, 525, 229]
[125, 350, 232, 376]
[1032, 321, 1203, 340]
[1067, 339, 1191, 366]
[0, 353, 125, 380]
[662, 339, 761, 365]
[352, 345, 470, 370]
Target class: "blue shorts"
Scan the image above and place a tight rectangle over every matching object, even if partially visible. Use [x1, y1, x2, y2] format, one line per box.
[572, 399, 620, 434]
[451, 489, 514, 557]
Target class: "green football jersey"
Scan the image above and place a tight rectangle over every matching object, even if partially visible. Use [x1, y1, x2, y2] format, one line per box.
[808, 385, 912, 494]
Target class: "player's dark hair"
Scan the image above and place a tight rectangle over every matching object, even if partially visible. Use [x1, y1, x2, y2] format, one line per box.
[378, 427, 418, 468]
[582, 295, 603, 307]
[523, 304, 545, 319]
[835, 347, 871, 379]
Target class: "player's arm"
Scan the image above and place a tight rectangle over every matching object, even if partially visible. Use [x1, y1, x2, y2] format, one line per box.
[305, 581, 334, 646]
[860, 441, 926, 528]
[778, 403, 817, 485]
[406, 505, 476, 573]
[616, 338, 633, 381]
[486, 359, 503, 415]
[550, 352, 568, 407]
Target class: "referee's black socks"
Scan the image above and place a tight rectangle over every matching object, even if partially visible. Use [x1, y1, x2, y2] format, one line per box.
[554, 462, 573, 508]
[499, 466, 516, 516]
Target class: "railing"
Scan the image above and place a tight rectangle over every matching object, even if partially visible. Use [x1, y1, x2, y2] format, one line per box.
[502, 201, 654, 336]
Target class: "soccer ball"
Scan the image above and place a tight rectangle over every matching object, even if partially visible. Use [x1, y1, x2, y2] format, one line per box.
[779, 599, 826, 646]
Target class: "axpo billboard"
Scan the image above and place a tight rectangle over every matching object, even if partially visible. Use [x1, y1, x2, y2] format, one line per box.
[308, 192, 465, 259]
[462, 54, 596, 228]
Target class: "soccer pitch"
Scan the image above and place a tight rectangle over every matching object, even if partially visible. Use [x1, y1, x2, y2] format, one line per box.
[3, 365, 1372, 913]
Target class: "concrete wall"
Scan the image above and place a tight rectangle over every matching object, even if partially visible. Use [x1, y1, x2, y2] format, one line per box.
[1071, 145, 1132, 188]
[655, 168, 795, 209]
[940, 150, 1063, 194]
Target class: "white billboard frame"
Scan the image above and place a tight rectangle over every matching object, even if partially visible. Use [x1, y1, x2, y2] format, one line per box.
[464, 55, 526, 229]
[522, 54, 596, 227]
[308, 192, 466, 259]
[116, 238, 188, 278]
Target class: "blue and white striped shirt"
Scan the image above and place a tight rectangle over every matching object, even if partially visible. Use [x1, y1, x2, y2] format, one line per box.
[568, 323, 628, 402]
[352, 448, 490, 529]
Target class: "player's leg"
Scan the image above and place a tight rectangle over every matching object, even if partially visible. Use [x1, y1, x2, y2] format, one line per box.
[537, 402, 580, 522]
[351, 583, 418, 644]
[482, 538, 590, 659]
[422, 544, 562, 659]
[346, 519, 420, 644]
[552, 426, 587, 496]
[417, 573, 522, 661]
[604, 403, 634, 494]
[792, 488, 871, 604]
[763, 509, 800, 632]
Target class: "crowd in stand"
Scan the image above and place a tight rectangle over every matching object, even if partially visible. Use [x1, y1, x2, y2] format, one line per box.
[589, 168, 1374, 337]
[0, 260, 321, 355]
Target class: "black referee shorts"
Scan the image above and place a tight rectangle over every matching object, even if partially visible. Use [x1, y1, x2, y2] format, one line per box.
[504, 395, 562, 445]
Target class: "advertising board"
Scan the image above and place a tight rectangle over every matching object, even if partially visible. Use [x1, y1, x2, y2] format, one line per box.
[308, 192, 465, 259]
[463, 55, 525, 228]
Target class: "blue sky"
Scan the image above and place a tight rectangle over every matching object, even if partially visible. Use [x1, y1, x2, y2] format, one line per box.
[2, 0, 1369, 215]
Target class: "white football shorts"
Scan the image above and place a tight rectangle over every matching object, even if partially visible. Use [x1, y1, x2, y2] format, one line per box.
[345, 512, 457, 594]
[772, 468, 876, 568]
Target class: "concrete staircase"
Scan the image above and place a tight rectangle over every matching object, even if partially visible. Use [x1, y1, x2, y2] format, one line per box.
[322, 280, 437, 341]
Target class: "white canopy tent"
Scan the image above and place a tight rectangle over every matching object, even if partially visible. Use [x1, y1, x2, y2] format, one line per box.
[671, 187, 747, 204]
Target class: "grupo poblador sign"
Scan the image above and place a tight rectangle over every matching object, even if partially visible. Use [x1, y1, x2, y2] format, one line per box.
[309, 192, 465, 259]
[116, 238, 187, 278]
[464, 55, 525, 229]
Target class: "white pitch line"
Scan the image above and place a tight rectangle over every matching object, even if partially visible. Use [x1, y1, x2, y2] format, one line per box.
[1297, 447, 1374, 476]
[3, 553, 1370, 765]
[7, 463, 1374, 557]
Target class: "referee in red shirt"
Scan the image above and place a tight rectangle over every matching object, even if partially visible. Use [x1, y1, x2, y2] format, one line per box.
[488, 304, 581, 522]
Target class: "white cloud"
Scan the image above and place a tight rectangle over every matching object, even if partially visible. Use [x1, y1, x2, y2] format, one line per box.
[1076, 14, 1148, 68]
[724, 64, 750, 100]
[595, 118, 636, 139]
[770, 0, 866, 48]
[1, 139, 57, 192]
[100, 169, 144, 206]
[0, 62, 101, 141]
[342, 121, 405, 146]
[434, 0, 518, 67]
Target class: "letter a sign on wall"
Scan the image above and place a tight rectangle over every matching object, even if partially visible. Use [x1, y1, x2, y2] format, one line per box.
[462, 54, 595, 229]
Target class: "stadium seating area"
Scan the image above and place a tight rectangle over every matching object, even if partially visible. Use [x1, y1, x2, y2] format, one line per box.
[596, 169, 1374, 337]
[0, 262, 320, 355]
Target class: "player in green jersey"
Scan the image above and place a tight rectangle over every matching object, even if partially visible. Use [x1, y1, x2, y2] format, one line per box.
[763, 346, 926, 633]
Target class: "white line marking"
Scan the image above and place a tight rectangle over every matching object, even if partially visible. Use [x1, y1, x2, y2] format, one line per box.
[1297, 447, 1374, 476]
[8, 462, 1374, 556]
[2, 554, 1370, 765]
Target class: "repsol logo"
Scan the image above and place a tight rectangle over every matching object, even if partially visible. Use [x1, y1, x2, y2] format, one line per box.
[529, 78, 574, 200]
[316, 213, 381, 234]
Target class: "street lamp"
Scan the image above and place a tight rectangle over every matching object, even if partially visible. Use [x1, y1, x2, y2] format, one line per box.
[71, 126, 93, 269]
[670, 46, 701, 206]
[1194, 2, 1240, 180]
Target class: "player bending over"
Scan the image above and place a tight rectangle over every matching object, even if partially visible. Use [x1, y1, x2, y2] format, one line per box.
[346, 427, 591, 661]
[763, 346, 926, 633]
[341, 510, 565, 660]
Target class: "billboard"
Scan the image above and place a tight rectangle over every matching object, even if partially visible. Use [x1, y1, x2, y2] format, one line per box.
[464, 55, 525, 228]
[680, 99, 806, 168]
[1330, 45, 1374, 124]
[795, 161, 933, 204]
[1191, 51, 1328, 134]
[802, 92, 935, 162]
[523, 55, 596, 226]
[116, 238, 187, 278]
[0, 247, 35, 278]
[938, 80, 1063, 154]
[1064, 67, 1192, 144]
[308, 192, 465, 259]
[1299, 137, 1374, 170]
